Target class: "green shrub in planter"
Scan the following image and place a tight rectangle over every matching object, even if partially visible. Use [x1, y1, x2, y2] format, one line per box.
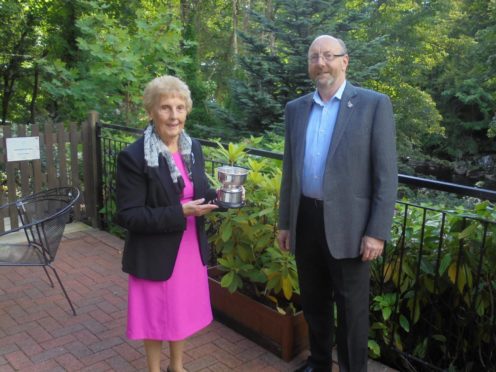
[206, 140, 299, 314]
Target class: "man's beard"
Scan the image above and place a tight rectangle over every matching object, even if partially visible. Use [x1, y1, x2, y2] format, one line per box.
[315, 73, 335, 88]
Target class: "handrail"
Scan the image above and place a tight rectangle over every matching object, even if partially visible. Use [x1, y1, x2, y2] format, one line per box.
[98, 123, 496, 201]
[398, 174, 496, 201]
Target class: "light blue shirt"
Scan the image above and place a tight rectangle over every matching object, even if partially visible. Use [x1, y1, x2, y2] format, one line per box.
[301, 81, 346, 200]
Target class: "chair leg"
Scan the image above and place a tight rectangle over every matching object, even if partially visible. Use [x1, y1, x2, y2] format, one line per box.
[42, 266, 55, 288]
[48, 265, 77, 316]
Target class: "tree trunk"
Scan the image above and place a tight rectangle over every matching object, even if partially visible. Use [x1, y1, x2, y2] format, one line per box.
[1, 12, 33, 124]
[180, 0, 191, 26]
[243, 0, 251, 31]
[1, 54, 22, 125]
[29, 63, 40, 124]
[232, 0, 238, 55]
[1, 74, 11, 125]
[265, 0, 275, 54]
[62, 1, 79, 67]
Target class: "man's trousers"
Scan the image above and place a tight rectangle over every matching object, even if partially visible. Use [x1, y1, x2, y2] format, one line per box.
[295, 195, 370, 372]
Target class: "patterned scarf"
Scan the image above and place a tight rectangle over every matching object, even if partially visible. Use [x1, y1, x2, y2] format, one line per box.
[143, 122, 193, 194]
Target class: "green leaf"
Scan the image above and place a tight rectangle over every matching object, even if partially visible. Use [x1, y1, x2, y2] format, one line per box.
[220, 271, 234, 288]
[221, 222, 232, 242]
[368, 340, 381, 357]
[399, 315, 410, 332]
[432, 334, 447, 343]
[458, 223, 478, 240]
[476, 297, 486, 316]
[439, 254, 452, 275]
[247, 271, 267, 283]
[382, 307, 392, 321]
[413, 299, 421, 324]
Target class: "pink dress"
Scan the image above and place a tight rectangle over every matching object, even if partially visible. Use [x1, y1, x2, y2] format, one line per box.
[126, 152, 213, 341]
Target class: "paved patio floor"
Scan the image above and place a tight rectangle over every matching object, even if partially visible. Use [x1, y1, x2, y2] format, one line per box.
[0, 222, 396, 371]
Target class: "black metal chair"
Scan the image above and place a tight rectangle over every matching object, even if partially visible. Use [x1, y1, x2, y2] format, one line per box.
[0, 187, 80, 315]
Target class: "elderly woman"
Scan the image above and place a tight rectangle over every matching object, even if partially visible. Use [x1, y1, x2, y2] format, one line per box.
[116, 75, 219, 372]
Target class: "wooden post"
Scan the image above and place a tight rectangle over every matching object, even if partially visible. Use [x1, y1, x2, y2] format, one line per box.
[3, 127, 18, 228]
[70, 123, 81, 220]
[44, 122, 57, 188]
[57, 122, 68, 186]
[18, 125, 30, 196]
[31, 124, 42, 193]
[0, 127, 7, 231]
[82, 111, 101, 228]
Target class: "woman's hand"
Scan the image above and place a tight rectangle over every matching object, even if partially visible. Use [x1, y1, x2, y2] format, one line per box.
[182, 198, 218, 217]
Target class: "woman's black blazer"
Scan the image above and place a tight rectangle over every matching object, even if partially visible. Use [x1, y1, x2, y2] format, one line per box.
[116, 136, 217, 281]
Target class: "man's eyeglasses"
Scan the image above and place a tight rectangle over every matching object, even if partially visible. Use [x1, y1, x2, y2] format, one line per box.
[308, 52, 346, 64]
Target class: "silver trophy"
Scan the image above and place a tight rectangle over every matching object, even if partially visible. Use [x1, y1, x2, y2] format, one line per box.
[216, 166, 248, 208]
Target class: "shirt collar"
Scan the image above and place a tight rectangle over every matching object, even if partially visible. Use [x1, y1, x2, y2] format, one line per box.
[312, 80, 347, 106]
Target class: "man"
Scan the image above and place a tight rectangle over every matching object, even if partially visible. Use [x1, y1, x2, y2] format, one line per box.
[278, 35, 398, 372]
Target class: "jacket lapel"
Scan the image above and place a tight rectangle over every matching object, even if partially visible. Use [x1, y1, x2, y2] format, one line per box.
[155, 149, 201, 202]
[327, 82, 358, 162]
[190, 146, 202, 199]
[155, 155, 181, 204]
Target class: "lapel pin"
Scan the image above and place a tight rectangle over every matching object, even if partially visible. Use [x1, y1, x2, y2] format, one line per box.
[347, 100, 353, 108]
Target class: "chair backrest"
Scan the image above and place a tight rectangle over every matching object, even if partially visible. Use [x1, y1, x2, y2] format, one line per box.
[16, 187, 80, 263]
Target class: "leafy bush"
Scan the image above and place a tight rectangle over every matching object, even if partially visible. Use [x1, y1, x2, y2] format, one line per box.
[41, 2, 188, 125]
[205, 139, 299, 314]
[369, 200, 496, 370]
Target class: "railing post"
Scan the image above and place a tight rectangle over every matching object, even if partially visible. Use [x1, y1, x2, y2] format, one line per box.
[95, 119, 103, 228]
[82, 111, 101, 228]
[2, 126, 18, 229]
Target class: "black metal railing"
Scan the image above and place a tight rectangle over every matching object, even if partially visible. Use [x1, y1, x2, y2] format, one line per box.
[375, 201, 495, 370]
[96, 123, 496, 371]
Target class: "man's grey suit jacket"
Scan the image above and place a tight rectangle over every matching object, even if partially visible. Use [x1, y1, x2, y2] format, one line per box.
[278, 82, 398, 259]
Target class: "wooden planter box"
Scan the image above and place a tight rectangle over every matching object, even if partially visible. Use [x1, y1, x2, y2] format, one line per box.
[208, 267, 308, 361]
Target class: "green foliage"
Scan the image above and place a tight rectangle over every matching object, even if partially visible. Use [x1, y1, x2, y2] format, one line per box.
[0, 170, 7, 200]
[368, 81, 444, 155]
[206, 138, 300, 314]
[2, 0, 495, 183]
[426, 0, 496, 159]
[344, 0, 449, 160]
[370, 200, 496, 370]
[489, 115, 496, 139]
[41, 0, 188, 125]
[222, 0, 338, 135]
[0, 0, 55, 123]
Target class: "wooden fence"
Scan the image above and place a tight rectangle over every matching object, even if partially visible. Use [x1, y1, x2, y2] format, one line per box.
[0, 112, 101, 232]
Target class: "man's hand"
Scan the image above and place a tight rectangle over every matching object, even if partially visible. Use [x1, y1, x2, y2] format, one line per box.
[278, 230, 291, 251]
[360, 235, 384, 262]
[182, 198, 218, 217]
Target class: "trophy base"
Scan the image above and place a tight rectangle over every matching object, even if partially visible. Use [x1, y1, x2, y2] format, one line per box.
[217, 200, 245, 209]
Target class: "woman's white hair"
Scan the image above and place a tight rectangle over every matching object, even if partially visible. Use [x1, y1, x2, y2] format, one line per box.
[143, 75, 193, 113]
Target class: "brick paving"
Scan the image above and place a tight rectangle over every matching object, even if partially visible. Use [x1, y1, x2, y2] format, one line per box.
[0, 223, 396, 372]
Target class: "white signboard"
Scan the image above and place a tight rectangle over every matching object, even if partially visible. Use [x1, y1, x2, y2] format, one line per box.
[6, 137, 41, 162]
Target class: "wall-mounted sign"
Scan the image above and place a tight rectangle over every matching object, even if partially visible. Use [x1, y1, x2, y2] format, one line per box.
[6, 137, 41, 162]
